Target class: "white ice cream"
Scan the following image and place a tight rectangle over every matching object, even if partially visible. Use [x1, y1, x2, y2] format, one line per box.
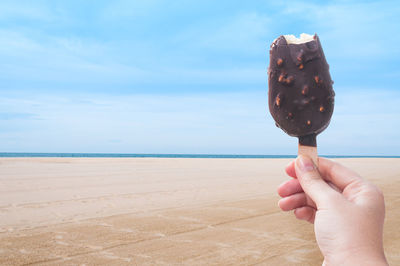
[284, 33, 314, 44]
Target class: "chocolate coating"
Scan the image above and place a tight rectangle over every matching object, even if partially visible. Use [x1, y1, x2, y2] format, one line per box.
[268, 34, 335, 146]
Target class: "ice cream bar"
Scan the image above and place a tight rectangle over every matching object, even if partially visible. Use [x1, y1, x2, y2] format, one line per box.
[268, 33, 335, 163]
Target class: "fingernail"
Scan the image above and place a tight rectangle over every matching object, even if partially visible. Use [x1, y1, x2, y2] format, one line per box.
[297, 155, 315, 172]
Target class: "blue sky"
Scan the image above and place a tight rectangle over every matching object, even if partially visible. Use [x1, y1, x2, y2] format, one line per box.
[1, 0, 400, 155]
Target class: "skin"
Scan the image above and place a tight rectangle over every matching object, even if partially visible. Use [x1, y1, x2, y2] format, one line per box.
[277, 155, 388, 266]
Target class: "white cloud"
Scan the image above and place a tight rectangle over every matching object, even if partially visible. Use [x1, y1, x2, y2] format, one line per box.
[0, 29, 151, 83]
[280, 1, 400, 58]
[1, 88, 399, 155]
[172, 12, 271, 55]
[0, 1, 54, 21]
[319, 88, 400, 155]
[0, 17, 267, 86]
[100, 0, 162, 20]
[0, 90, 276, 153]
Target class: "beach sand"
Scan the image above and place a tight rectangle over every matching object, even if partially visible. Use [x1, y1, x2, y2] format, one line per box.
[0, 158, 399, 265]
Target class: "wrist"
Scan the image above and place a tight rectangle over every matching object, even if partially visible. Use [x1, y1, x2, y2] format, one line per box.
[332, 258, 388, 266]
[326, 248, 388, 266]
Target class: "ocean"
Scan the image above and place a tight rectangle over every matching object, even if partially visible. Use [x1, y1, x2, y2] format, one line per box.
[0, 153, 398, 158]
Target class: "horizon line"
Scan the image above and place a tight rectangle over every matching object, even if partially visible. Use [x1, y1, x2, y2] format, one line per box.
[0, 152, 399, 159]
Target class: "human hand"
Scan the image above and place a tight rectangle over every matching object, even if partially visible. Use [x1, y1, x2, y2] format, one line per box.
[277, 156, 388, 265]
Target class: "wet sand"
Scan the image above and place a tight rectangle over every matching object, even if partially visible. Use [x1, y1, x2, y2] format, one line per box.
[0, 158, 399, 265]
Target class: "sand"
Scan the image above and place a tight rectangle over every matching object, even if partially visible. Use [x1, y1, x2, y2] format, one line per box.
[0, 157, 399, 265]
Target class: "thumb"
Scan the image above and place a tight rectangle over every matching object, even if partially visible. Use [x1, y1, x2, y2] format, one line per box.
[295, 155, 340, 208]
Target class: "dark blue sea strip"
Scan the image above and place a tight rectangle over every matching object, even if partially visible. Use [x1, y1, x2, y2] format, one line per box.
[0, 153, 398, 158]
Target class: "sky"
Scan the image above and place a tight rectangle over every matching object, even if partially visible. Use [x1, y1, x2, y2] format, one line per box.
[1, 0, 400, 155]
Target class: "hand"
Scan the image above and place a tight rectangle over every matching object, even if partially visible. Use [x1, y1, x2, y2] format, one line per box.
[277, 156, 388, 266]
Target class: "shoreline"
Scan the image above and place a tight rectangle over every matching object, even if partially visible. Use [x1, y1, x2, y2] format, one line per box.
[1, 152, 399, 158]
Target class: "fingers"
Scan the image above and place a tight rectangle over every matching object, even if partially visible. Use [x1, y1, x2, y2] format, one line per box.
[278, 192, 317, 211]
[318, 157, 364, 192]
[285, 160, 297, 178]
[294, 206, 315, 223]
[277, 178, 303, 197]
[287, 157, 364, 192]
[295, 155, 341, 208]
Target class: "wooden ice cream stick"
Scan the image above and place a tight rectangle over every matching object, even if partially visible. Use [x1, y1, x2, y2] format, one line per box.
[298, 144, 319, 168]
